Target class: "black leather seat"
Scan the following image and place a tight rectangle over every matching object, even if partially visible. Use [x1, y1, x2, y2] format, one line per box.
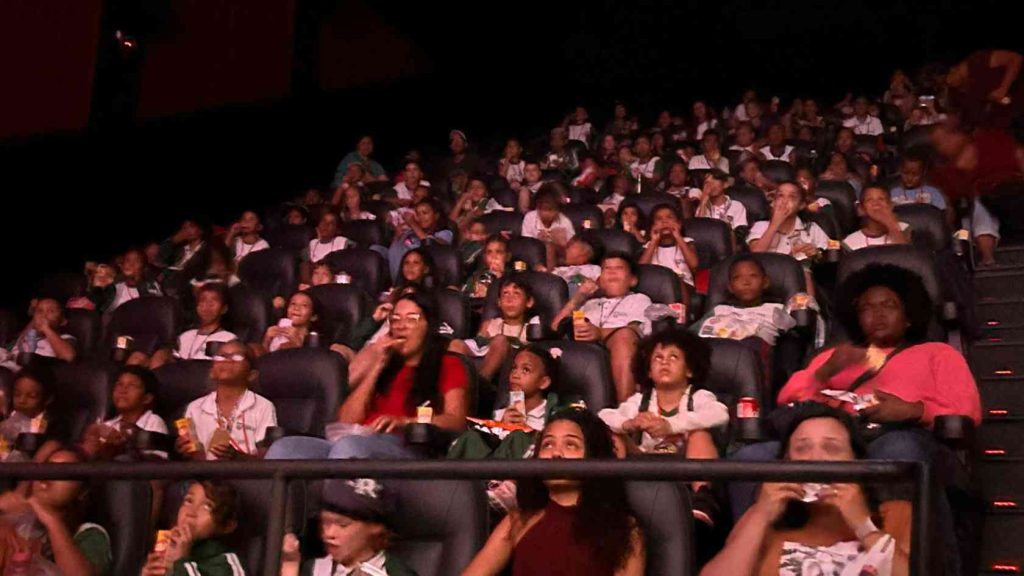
[637, 264, 682, 305]
[531, 341, 616, 412]
[900, 125, 935, 153]
[267, 224, 315, 253]
[482, 271, 568, 339]
[306, 284, 372, 346]
[727, 185, 770, 225]
[90, 479, 152, 576]
[634, 192, 681, 219]
[238, 248, 299, 302]
[103, 296, 183, 357]
[627, 482, 694, 576]
[705, 338, 768, 445]
[894, 203, 952, 252]
[38, 272, 87, 304]
[339, 219, 387, 249]
[800, 208, 842, 242]
[706, 253, 808, 310]
[256, 348, 347, 437]
[567, 186, 601, 205]
[683, 218, 734, 272]
[53, 360, 114, 443]
[325, 248, 391, 297]
[563, 204, 605, 233]
[477, 211, 523, 236]
[435, 289, 473, 340]
[65, 308, 100, 359]
[815, 180, 859, 236]
[762, 160, 794, 183]
[154, 360, 214, 421]
[423, 245, 465, 288]
[580, 229, 640, 260]
[226, 284, 272, 344]
[688, 169, 711, 188]
[491, 187, 518, 209]
[508, 236, 547, 270]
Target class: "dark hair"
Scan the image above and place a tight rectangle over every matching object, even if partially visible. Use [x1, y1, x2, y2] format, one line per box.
[834, 264, 933, 345]
[496, 275, 535, 303]
[728, 254, 767, 277]
[114, 365, 161, 400]
[287, 291, 323, 334]
[412, 198, 450, 233]
[616, 200, 649, 233]
[632, 329, 712, 391]
[601, 251, 637, 276]
[14, 366, 71, 443]
[193, 480, 241, 531]
[858, 184, 891, 203]
[533, 182, 566, 210]
[483, 233, 509, 250]
[397, 247, 437, 292]
[647, 202, 683, 234]
[512, 345, 560, 395]
[567, 236, 599, 264]
[900, 153, 927, 169]
[197, 282, 231, 309]
[516, 409, 638, 571]
[376, 293, 452, 410]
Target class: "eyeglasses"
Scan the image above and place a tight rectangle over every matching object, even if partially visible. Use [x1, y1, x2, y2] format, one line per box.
[388, 313, 423, 327]
[213, 354, 247, 363]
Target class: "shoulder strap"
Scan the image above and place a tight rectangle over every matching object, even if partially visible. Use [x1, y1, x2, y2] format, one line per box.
[844, 343, 913, 392]
[638, 389, 653, 413]
[687, 387, 695, 412]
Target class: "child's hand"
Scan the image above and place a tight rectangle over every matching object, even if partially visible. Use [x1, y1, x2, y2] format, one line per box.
[572, 320, 600, 342]
[577, 278, 599, 298]
[165, 524, 195, 564]
[372, 303, 394, 323]
[208, 442, 240, 460]
[641, 416, 674, 438]
[621, 418, 641, 433]
[281, 533, 302, 564]
[174, 435, 204, 460]
[501, 407, 527, 425]
[141, 552, 170, 576]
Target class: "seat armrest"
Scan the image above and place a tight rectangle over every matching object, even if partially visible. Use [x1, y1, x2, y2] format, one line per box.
[932, 415, 974, 450]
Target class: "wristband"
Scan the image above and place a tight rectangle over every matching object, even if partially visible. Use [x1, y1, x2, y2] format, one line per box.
[854, 517, 880, 541]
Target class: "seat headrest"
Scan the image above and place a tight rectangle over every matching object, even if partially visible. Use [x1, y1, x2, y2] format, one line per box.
[893, 203, 951, 252]
[683, 217, 734, 270]
[636, 264, 682, 305]
[325, 248, 391, 296]
[706, 253, 806, 310]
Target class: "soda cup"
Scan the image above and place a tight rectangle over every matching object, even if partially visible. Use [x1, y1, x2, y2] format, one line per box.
[572, 310, 587, 340]
[737, 397, 760, 419]
[416, 404, 434, 424]
[509, 390, 526, 414]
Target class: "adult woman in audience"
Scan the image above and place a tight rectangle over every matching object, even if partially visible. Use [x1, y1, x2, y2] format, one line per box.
[387, 197, 453, 280]
[268, 292, 469, 460]
[729, 264, 980, 575]
[703, 403, 909, 576]
[463, 408, 646, 576]
[692, 101, 719, 141]
[332, 135, 387, 187]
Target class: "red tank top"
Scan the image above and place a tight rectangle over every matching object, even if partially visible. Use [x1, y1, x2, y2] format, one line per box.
[512, 500, 615, 576]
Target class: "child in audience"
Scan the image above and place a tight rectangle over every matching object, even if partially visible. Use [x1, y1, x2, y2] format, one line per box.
[81, 365, 169, 460]
[3, 297, 77, 368]
[599, 175, 632, 226]
[889, 154, 948, 211]
[842, 185, 911, 250]
[391, 161, 427, 207]
[450, 178, 505, 235]
[522, 185, 575, 270]
[694, 171, 749, 230]
[616, 201, 648, 244]
[159, 220, 211, 296]
[0, 447, 112, 575]
[307, 261, 336, 290]
[795, 166, 834, 214]
[464, 235, 511, 298]
[516, 159, 545, 212]
[448, 345, 561, 460]
[286, 205, 309, 226]
[337, 184, 377, 223]
[458, 220, 490, 270]
[630, 134, 664, 188]
[280, 478, 414, 576]
[91, 247, 163, 313]
[498, 138, 526, 187]
[0, 368, 69, 458]
[465, 277, 541, 381]
[307, 212, 352, 265]
[176, 341, 277, 460]
[552, 236, 602, 298]
[198, 243, 241, 288]
[224, 210, 270, 264]
[749, 182, 832, 295]
[551, 253, 652, 402]
[263, 292, 319, 353]
[388, 198, 453, 280]
[140, 283, 238, 369]
[639, 203, 699, 306]
[694, 255, 796, 347]
[141, 481, 242, 576]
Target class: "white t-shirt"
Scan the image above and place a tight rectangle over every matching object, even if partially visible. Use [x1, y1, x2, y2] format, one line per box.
[663, 185, 696, 200]
[581, 293, 653, 335]
[14, 331, 77, 360]
[630, 156, 661, 180]
[646, 241, 696, 286]
[521, 211, 576, 242]
[568, 123, 593, 145]
[393, 180, 429, 201]
[733, 103, 749, 122]
[308, 236, 350, 263]
[503, 160, 526, 184]
[174, 328, 238, 360]
[170, 242, 204, 271]
[600, 193, 626, 212]
[688, 155, 729, 172]
[747, 217, 831, 260]
[697, 303, 797, 346]
[598, 387, 729, 452]
[695, 120, 718, 141]
[695, 195, 749, 229]
[184, 390, 277, 459]
[232, 237, 270, 263]
[842, 115, 884, 136]
[842, 222, 911, 251]
[759, 145, 795, 162]
[494, 399, 548, 433]
[104, 410, 170, 459]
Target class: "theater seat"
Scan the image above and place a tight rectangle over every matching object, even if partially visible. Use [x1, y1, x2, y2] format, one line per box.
[423, 245, 465, 289]
[53, 361, 114, 443]
[226, 284, 272, 344]
[637, 264, 682, 305]
[634, 193, 681, 219]
[491, 187, 518, 209]
[800, 208, 842, 242]
[854, 135, 879, 159]
[563, 204, 604, 233]
[267, 224, 315, 253]
[508, 236, 547, 270]
[477, 211, 523, 236]
[65, 308, 100, 359]
[482, 271, 568, 339]
[894, 203, 952, 253]
[91, 479, 152, 576]
[683, 217, 734, 272]
[762, 160, 795, 183]
[154, 360, 213, 422]
[238, 248, 299, 302]
[306, 284, 372, 346]
[688, 169, 710, 188]
[531, 341, 616, 412]
[325, 248, 391, 297]
[627, 482, 693, 576]
[38, 272, 87, 304]
[256, 348, 346, 437]
[705, 338, 767, 445]
[432, 289, 472, 340]
[580, 229, 640, 260]
[339, 219, 387, 249]
[816, 180, 859, 236]
[900, 124, 935, 153]
[102, 296, 183, 357]
[727, 185, 770, 225]
[706, 253, 807, 311]
[567, 186, 601, 205]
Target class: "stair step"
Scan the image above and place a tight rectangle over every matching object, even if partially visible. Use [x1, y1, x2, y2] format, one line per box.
[980, 514, 1024, 571]
[970, 342, 1024, 378]
[980, 324, 1024, 343]
[977, 300, 1024, 324]
[995, 245, 1024, 266]
[977, 458, 1024, 501]
[980, 377, 1024, 417]
[979, 419, 1024, 458]
[975, 270, 1024, 300]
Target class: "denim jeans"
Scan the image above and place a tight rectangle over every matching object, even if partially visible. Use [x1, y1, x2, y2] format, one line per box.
[265, 433, 416, 460]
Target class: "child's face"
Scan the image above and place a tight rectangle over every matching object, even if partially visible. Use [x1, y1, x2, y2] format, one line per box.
[509, 350, 551, 399]
[774, 184, 804, 214]
[524, 164, 541, 184]
[287, 209, 307, 226]
[635, 138, 651, 158]
[413, 186, 431, 203]
[602, 135, 616, 152]
[648, 343, 689, 390]
[196, 289, 227, 326]
[239, 211, 261, 235]
[483, 241, 509, 272]
[612, 177, 628, 196]
[414, 204, 438, 231]
[668, 164, 687, 187]
[345, 164, 365, 183]
[144, 244, 161, 266]
[317, 214, 339, 240]
[736, 126, 755, 147]
[860, 188, 893, 217]
[94, 264, 116, 286]
[505, 140, 522, 159]
[574, 107, 588, 123]
[287, 294, 316, 327]
[728, 261, 769, 305]
[311, 265, 333, 286]
[210, 341, 253, 384]
[767, 125, 785, 146]
[403, 164, 422, 185]
[181, 221, 202, 243]
[112, 371, 153, 413]
[836, 130, 854, 152]
[402, 252, 428, 283]
[467, 222, 488, 243]
[467, 180, 487, 202]
[122, 251, 145, 280]
[536, 202, 560, 227]
[497, 284, 532, 320]
[33, 298, 64, 329]
[320, 511, 386, 566]
[651, 208, 680, 244]
[30, 450, 85, 510]
[740, 162, 759, 184]
[598, 258, 635, 297]
[564, 240, 592, 267]
[618, 146, 634, 165]
[13, 377, 46, 417]
[621, 207, 639, 226]
[177, 484, 230, 542]
[901, 160, 924, 189]
[796, 170, 815, 194]
[344, 186, 361, 207]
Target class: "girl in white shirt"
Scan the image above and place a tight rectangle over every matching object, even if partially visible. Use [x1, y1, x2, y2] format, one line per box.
[224, 210, 270, 264]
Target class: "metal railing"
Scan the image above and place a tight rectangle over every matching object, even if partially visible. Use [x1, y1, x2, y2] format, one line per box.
[1, 459, 930, 576]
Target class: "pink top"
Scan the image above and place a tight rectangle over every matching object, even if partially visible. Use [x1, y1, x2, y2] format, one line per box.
[778, 343, 982, 427]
